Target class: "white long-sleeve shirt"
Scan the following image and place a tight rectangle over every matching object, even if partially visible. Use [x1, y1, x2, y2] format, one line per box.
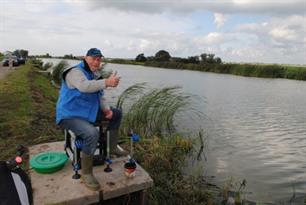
[65, 68, 110, 110]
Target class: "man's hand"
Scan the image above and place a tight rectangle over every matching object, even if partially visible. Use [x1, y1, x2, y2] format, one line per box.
[103, 108, 113, 119]
[105, 71, 120, 87]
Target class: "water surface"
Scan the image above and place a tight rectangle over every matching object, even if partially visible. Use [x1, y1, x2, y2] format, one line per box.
[43, 59, 306, 203]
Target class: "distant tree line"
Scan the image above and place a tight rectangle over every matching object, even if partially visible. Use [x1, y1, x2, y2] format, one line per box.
[32, 53, 80, 60]
[135, 50, 222, 65]
[110, 49, 306, 81]
[13, 49, 29, 59]
[32, 53, 52, 58]
[0, 49, 29, 59]
[62, 54, 78, 60]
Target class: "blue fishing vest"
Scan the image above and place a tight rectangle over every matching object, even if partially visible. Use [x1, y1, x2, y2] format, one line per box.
[56, 61, 102, 124]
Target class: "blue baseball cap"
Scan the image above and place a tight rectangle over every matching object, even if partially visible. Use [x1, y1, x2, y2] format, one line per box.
[86, 48, 103, 57]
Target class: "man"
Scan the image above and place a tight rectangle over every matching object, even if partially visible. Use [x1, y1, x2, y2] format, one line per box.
[56, 48, 127, 191]
[8, 55, 13, 69]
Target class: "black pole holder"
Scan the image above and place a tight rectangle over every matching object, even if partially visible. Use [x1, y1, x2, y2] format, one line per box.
[104, 164, 112, 172]
[72, 171, 81, 179]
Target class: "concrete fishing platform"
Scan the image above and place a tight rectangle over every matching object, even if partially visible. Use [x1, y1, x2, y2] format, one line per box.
[29, 141, 154, 205]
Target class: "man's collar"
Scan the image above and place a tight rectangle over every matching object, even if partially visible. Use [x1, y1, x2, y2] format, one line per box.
[82, 59, 92, 73]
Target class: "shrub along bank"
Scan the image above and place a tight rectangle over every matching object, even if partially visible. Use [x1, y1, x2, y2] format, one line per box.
[109, 59, 306, 81]
[0, 61, 215, 204]
[0, 62, 62, 160]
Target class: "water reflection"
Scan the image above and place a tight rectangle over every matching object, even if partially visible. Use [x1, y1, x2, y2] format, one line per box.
[42, 59, 306, 203]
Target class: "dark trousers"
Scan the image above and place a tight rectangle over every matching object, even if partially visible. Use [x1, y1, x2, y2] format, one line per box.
[59, 108, 122, 155]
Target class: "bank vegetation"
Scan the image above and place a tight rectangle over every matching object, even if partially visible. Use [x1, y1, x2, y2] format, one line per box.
[110, 50, 306, 81]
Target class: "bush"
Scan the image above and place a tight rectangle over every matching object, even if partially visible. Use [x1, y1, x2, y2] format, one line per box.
[116, 84, 211, 204]
[30, 59, 43, 70]
[117, 83, 196, 137]
[284, 66, 306, 80]
[51, 60, 69, 85]
[133, 136, 212, 205]
[41, 62, 53, 71]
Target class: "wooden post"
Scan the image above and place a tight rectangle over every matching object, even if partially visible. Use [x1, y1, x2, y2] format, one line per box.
[139, 189, 147, 205]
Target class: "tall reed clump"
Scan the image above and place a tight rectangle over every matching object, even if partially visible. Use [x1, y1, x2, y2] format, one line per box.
[41, 62, 53, 71]
[51, 60, 69, 85]
[117, 83, 197, 137]
[284, 66, 306, 80]
[117, 84, 213, 204]
[142, 61, 306, 81]
[134, 135, 213, 205]
[29, 58, 43, 69]
[95, 63, 112, 79]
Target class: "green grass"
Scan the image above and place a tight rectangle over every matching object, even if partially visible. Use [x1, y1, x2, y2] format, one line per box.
[51, 60, 69, 85]
[0, 63, 213, 204]
[117, 84, 212, 204]
[0, 63, 62, 160]
[133, 136, 213, 205]
[0, 64, 35, 159]
[117, 83, 201, 138]
[109, 59, 306, 81]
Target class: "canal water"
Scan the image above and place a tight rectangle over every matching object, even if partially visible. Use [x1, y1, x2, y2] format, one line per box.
[43, 59, 306, 203]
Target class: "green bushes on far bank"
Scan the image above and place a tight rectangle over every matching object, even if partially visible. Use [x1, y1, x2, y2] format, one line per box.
[110, 59, 306, 81]
[145, 61, 306, 81]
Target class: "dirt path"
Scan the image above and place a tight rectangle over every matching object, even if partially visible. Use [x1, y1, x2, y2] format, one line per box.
[0, 65, 13, 79]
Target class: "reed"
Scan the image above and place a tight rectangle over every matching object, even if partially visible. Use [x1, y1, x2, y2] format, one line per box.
[42, 62, 53, 71]
[117, 84, 213, 204]
[120, 60, 306, 81]
[51, 60, 69, 85]
[117, 83, 196, 137]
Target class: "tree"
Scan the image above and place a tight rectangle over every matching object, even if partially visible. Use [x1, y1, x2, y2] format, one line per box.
[172, 57, 189, 63]
[207, 54, 215, 63]
[63, 54, 75, 59]
[187, 56, 200, 64]
[146, 56, 155, 61]
[13, 49, 28, 58]
[154, 50, 171, 61]
[215, 57, 222, 64]
[135, 53, 147, 62]
[19, 49, 29, 58]
[200, 53, 208, 64]
[200, 53, 222, 64]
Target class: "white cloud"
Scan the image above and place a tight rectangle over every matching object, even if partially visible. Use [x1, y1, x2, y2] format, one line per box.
[87, 0, 305, 15]
[269, 28, 297, 41]
[214, 13, 228, 28]
[139, 39, 154, 52]
[228, 47, 263, 59]
[0, 1, 305, 64]
[237, 15, 305, 45]
[195, 32, 225, 46]
[229, 14, 305, 64]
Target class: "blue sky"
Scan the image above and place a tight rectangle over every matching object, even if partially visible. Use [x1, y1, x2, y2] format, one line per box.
[0, 0, 305, 64]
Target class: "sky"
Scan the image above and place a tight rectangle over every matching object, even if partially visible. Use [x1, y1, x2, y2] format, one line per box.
[0, 0, 305, 64]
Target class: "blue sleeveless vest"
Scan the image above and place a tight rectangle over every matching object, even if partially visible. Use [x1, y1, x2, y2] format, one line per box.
[56, 61, 102, 124]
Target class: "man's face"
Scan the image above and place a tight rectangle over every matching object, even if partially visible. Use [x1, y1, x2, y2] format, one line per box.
[85, 56, 102, 71]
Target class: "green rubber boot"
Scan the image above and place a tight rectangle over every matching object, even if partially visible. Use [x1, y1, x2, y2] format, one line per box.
[81, 152, 100, 191]
[110, 130, 129, 157]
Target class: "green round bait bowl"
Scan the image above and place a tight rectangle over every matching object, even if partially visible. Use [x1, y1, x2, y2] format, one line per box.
[30, 152, 68, 174]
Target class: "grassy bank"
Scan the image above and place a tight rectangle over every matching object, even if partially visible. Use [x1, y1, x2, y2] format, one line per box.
[0, 63, 62, 160]
[109, 59, 306, 81]
[0, 61, 215, 204]
[133, 136, 214, 205]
